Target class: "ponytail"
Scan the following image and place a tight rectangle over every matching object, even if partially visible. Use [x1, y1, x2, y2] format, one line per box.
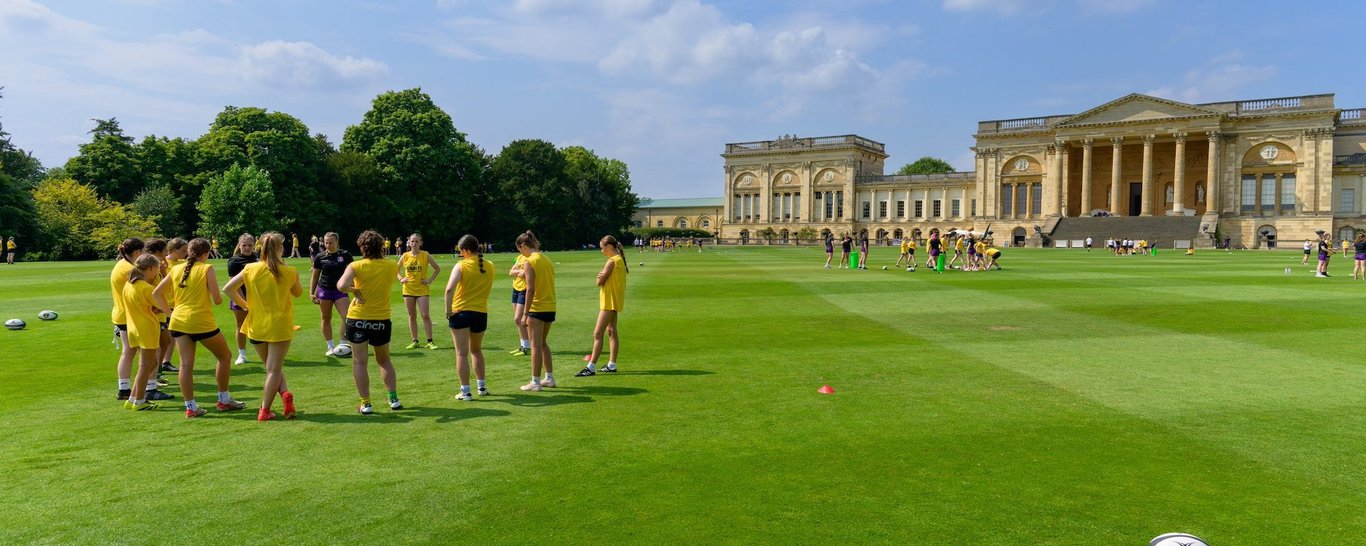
[117, 238, 145, 263]
[515, 230, 539, 250]
[457, 234, 484, 273]
[259, 232, 285, 278]
[601, 235, 628, 273]
[179, 255, 197, 288]
[180, 238, 212, 288]
[128, 254, 161, 284]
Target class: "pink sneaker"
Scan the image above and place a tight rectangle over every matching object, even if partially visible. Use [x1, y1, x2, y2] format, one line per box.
[539, 377, 557, 388]
[520, 381, 541, 392]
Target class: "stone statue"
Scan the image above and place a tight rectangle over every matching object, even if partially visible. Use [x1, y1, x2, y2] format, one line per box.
[1196, 184, 1205, 203]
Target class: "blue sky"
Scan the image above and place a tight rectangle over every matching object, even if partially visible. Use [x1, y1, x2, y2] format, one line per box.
[2, 0, 1363, 199]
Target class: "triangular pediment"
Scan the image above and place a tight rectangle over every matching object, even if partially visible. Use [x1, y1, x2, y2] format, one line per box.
[1058, 94, 1223, 127]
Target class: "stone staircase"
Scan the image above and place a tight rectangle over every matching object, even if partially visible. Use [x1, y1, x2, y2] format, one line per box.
[1048, 216, 1205, 248]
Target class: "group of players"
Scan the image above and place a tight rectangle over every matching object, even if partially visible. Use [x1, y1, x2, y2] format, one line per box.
[1104, 237, 1157, 256]
[109, 229, 630, 421]
[823, 228, 1003, 272]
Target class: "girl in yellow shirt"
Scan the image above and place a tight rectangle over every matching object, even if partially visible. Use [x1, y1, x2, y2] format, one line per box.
[144, 238, 177, 379]
[123, 254, 169, 410]
[507, 253, 531, 356]
[338, 230, 403, 414]
[224, 232, 302, 421]
[444, 234, 495, 400]
[111, 238, 169, 402]
[154, 238, 246, 417]
[516, 231, 557, 392]
[398, 233, 441, 350]
[577, 235, 629, 377]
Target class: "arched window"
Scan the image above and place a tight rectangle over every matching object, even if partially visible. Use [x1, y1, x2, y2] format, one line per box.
[700, 217, 711, 228]
[676, 218, 688, 229]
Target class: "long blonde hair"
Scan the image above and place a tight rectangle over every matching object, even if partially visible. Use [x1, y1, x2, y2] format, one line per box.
[128, 254, 162, 284]
[258, 232, 285, 278]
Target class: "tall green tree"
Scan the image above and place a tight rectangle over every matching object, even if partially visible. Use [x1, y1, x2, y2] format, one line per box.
[33, 178, 157, 259]
[131, 184, 184, 238]
[561, 145, 639, 244]
[490, 139, 570, 249]
[324, 150, 392, 243]
[0, 172, 42, 256]
[198, 164, 284, 243]
[134, 136, 198, 235]
[64, 118, 144, 203]
[200, 107, 329, 235]
[342, 88, 481, 247]
[896, 156, 956, 175]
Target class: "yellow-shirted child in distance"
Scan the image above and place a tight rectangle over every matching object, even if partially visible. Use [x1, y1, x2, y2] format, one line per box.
[515, 230, 557, 392]
[507, 252, 531, 356]
[444, 234, 495, 401]
[577, 235, 629, 377]
[398, 233, 441, 350]
[895, 237, 911, 268]
[338, 230, 403, 414]
[123, 254, 169, 410]
[224, 232, 302, 421]
[154, 238, 246, 417]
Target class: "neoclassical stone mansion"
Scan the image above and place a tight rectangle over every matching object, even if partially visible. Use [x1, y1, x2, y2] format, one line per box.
[637, 93, 1366, 247]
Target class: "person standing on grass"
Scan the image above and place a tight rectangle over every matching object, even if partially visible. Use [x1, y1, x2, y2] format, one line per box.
[337, 230, 403, 414]
[6, 236, 16, 264]
[1085, 236, 1093, 252]
[839, 234, 852, 269]
[895, 236, 910, 268]
[110, 238, 172, 402]
[155, 238, 246, 417]
[143, 239, 178, 383]
[515, 231, 557, 392]
[508, 251, 532, 355]
[823, 233, 834, 269]
[226, 233, 258, 365]
[122, 254, 170, 411]
[1353, 233, 1366, 280]
[1301, 239, 1312, 265]
[310, 232, 353, 357]
[1342, 238, 1351, 259]
[444, 234, 494, 401]
[224, 232, 301, 421]
[1316, 230, 1333, 278]
[577, 235, 628, 377]
[857, 230, 870, 270]
[927, 229, 942, 272]
[399, 233, 441, 350]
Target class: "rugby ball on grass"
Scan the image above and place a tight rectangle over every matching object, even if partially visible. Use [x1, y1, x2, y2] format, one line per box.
[332, 343, 353, 357]
[5, 318, 26, 331]
[38, 310, 58, 321]
[1150, 533, 1208, 546]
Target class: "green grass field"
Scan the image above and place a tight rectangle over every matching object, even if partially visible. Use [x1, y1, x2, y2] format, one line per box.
[1, 247, 1363, 544]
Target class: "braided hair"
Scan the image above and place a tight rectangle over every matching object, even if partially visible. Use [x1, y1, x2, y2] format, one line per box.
[457, 234, 484, 273]
[179, 238, 211, 288]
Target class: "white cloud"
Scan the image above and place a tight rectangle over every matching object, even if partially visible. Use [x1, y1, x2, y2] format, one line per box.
[1076, 0, 1157, 14]
[944, 0, 1156, 15]
[236, 41, 388, 91]
[1147, 61, 1278, 103]
[942, 0, 1032, 15]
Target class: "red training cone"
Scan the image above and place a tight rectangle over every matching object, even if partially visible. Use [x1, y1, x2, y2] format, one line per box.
[583, 354, 592, 361]
[817, 385, 835, 394]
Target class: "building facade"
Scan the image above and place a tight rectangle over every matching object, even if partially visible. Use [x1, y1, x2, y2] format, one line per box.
[710, 93, 1366, 247]
[632, 197, 724, 232]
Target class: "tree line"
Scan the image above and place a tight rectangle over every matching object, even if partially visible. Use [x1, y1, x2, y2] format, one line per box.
[0, 87, 639, 260]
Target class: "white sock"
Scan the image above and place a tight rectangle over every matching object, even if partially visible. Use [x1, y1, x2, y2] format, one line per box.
[606, 361, 616, 370]
[544, 373, 554, 381]
[326, 340, 335, 350]
[460, 384, 471, 394]
[520, 339, 530, 349]
[146, 380, 158, 391]
[118, 379, 131, 390]
[185, 400, 198, 411]
[531, 376, 539, 383]
[218, 391, 231, 404]
[585, 362, 596, 371]
[476, 379, 486, 390]
[238, 349, 246, 358]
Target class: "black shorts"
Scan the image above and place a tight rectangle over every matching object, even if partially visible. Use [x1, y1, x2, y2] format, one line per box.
[160, 318, 169, 331]
[511, 289, 527, 305]
[249, 338, 265, 345]
[527, 311, 556, 323]
[447, 311, 488, 334]
[345, 318, 392, 346]
[171, 329, 221, 342]
[114, 324, 127, 333]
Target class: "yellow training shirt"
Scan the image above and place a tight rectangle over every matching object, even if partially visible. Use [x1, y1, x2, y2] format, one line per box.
[450, 257, 495, 314]
[525, 252, 557, 313]
[599, 254, 627, 312]
[239, 262, 298, 343]
[122, 279, 160, 349]
[511, 254, 528, 292]
[400, 250, 432, 297]
[168, 261, 218, 334]
[346, 258, 399, 320]
[109, 259, 136, 324]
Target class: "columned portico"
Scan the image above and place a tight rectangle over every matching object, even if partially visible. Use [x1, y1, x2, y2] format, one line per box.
[1172, 132, 1187, 215]
[1110, 137, 1123, 214]
[1140, 134, 1155, 216]
[1080, 139, 1093, 215]
[1206, 132, 1220, 214]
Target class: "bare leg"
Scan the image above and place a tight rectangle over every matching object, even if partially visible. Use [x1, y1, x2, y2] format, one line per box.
[352, 341, 372, 399]
[417, 296, 432, 342]
[452, 327, 471, 386]
[260, 341, 290, 411]
[589, 310, 613, 364]
[530, 318, 553, 377]
[131, 348, 158, 401]
[232, 309, 249, 354]
[116, 329, 134, 385]
[605, 312, 620, 364]
[404, 296, 419, 343]
[513, 302, 529, 348]
[175, 336, 197, 401]
[374, 343, 397, 393]
[319, 299, 335, 345]
[201, 333, 233, 393]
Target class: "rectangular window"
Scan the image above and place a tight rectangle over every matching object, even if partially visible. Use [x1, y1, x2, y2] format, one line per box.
[896, 201, 906, 218]
[932, 200, 942, 217]
[971, 199, 977, 216]
[825, 192, 833, 219]
[1031, 183, 1043, 215]
[1260, 176, 1275, 212]
[836, 191, 844, 219]
[878, 201, 888, 218]
[1001, 185, 1014, 216]
[861, 201, 871, 219]
[1281, 174, 1295, 214]
[1241, 175, 1255, 213]
[1016, 186, 1028, 217]
[951, 199, 961, 217]
[1340, 187, 1355, 213]
[914, 200, 924, 218]
[734, 194, 742, 221]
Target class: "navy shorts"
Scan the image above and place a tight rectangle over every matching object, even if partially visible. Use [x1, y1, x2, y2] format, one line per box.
[527, 311, 556, 323]
[511, 289, 527, 305]
[345, 318, 392, 347]
[447, 311, 488, 334]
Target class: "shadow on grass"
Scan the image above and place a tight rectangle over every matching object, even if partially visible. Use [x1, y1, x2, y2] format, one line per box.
[615, 369, 715, 376]
[489, 392, 595, 408]
[409, 406, 511, 423]
[290, 411, 417, 424]
[556, 385, 649, 397]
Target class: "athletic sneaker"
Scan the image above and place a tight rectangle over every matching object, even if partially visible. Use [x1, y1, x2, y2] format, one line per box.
[159, 362, 179, 373]
[117, 389, 131, 400]
[477, 387, 491, 397]
[389, 399, 403, 410]
[123, 401, 135, 410]
[324, 348, 335, 357]
[456, 392, 472, 401]
[257, 409, 276, 422]
[147, 389, 176, 401]
[425, 341, 438, 350]
[133, 402, 159, 411]
[510, 347, 530, 356]
[539, 377, 557, 388]
[601, 366, 617, 373]
[154, 376, 169, 387]
[575, 367, 596, 377]
[216, 400, 246, 411]
[508, 347, 523, 355]
[185, 408, 207, 418]
[405, 340, 420, 350]
[1316, 273, 1328, 278]
[281, 391, 296, 419]
[519, 381, 542, 392]
[234, 354, 247, 366]
[358, 402, 373, 415]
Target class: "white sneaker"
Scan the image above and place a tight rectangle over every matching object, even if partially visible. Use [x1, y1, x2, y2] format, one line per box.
[234, 354, 247, 366]
[539, 377, 557, 388]
[456, 392, 472, 401]
[324, 348, 335, 357]
[520, 381, 541, 392]
[389, 399, 403, 410]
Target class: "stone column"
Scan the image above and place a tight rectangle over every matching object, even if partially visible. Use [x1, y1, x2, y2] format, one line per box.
[1172, 132, 1186, 216]
[1140, 135, 1155, 216]
[1110, 137, 1124, 215]
[1080, 139, 1093, 217]
[1059, 145, 1070, 217]
[1025, 182, 1034, 219]
[1206, 132, 1220, 214]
